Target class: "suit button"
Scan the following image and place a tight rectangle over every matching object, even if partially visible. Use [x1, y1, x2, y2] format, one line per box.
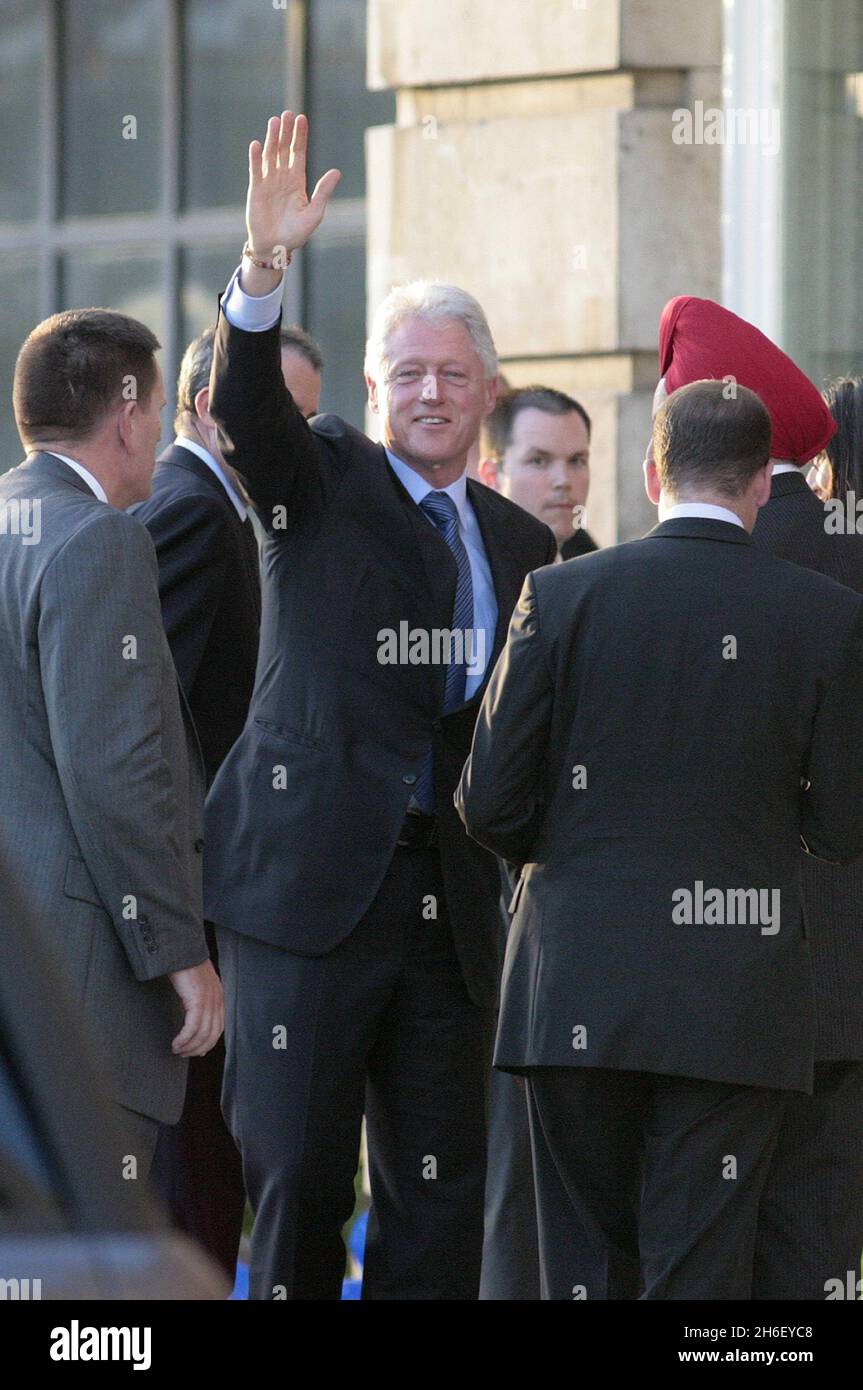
[432, 720, 443, 733]
[138, 913, 150, 926]
[146, 943, 158, 954]
[402, 773, 417, 785]
[194, 838, 204, 853]
[800, 778, 811, 791]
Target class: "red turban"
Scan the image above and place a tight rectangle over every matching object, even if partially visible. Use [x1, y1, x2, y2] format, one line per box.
[658, 296, 836, 464]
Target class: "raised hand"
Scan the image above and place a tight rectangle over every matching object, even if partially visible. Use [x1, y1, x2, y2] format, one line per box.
[246, 111, 341, 265]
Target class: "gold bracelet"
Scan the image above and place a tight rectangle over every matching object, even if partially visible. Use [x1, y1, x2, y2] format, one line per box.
[242, 241, 292, 270]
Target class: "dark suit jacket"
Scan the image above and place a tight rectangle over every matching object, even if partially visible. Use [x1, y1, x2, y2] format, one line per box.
[560, 527, 598, 561]
[0, 453, 208, 1123]
[204, 308, 557, 1006]
[456, 517, 863, 1091]
[131, 443, 262, 788]
[752, 469, 863, 1059]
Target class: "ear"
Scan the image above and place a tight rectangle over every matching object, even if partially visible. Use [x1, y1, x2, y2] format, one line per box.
[482, 375, 499, 417]
[194, 385, 212, 425]
[366, 373, 380, 415]
[478, 456, 502, 492]
[116, 398, 137, 452]
[753, 459, 774, 508]
[644, 456, 662, 505]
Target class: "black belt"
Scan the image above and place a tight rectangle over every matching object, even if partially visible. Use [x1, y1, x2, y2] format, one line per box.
[396, 809, 439, 850]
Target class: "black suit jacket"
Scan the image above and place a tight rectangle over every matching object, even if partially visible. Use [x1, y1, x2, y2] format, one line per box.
[203, 308, 557, 1006]
[560, 527, 598, 561]
[752, 470, 863, 1060]
[457, 517, 863, 1090]
[131, 444, 262, 788]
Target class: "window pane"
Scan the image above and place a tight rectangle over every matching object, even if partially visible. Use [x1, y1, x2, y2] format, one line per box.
[780, 0, 863, 385]
[181, 243, 242, 345]
[307, 0, 395, 200]
[61, 0, 162, 217]
[0, 253, 40, 472]
[61, 246, 165, 343]
[304, 237, 366, 429]
[0, 0, 46, 223]
[183, 0, 288, 211]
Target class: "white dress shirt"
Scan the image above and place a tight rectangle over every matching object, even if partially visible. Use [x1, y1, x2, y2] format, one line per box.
[222, 268, 498, 694]
[659, 501, 745, 529]
[771, 461, 800, 476]
[40, 451, 108, 503]
[174, 436, 247, 520]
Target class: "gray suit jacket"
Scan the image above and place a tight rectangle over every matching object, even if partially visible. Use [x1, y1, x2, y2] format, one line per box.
[0, 452, 208, 1122]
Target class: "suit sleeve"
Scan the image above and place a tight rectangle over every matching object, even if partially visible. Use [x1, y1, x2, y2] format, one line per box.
[39, 511, 208, 981]
[455, 572, 554, 863]
[209, 304, 331, 530]
[141, 492, 230, 696]
[801, 600, 863, 864]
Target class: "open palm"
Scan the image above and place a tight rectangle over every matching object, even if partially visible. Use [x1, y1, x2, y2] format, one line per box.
[246, 111, 341, 259]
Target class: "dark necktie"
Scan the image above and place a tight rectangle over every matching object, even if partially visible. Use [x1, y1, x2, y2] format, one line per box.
[413, 490, 475, 812]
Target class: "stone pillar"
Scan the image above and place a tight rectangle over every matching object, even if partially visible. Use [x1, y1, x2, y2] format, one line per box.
[366, 0, 723, 542]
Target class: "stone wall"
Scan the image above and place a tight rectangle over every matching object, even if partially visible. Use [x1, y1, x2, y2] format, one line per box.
[366, 0, 724, 542]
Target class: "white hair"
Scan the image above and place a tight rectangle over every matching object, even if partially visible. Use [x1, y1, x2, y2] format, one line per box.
[364, 281, 498, 382]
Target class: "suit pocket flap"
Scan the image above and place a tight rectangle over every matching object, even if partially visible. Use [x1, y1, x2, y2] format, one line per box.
[63, 856, 104, 909]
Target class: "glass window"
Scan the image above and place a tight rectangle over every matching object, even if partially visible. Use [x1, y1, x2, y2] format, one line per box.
[0, 253, 41, 473]
[182, 0, 289, 211]
[181, 243, 242, 345]
[307, 0, 395, 200]
[61, 246, 166, 346]
[0, 0, 47, 224]
[724, 0, 863, 388]
[304, 236, 366, 428]
[780, 0, 863, 386]
[60, 0, 163, 217]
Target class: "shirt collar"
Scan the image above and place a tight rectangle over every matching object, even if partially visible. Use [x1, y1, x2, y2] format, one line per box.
[659, 500, 745, 530]
[771, 460, 801, 476]
[174, 436, 247, 520]
[39, 451, 108, 504]
[385, 449, 469, 526]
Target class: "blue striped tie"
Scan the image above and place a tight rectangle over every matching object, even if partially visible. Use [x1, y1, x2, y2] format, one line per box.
[414, 490, 475, 812]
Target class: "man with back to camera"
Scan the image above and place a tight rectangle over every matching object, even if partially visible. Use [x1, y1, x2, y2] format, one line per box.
[657, 294, 863, 1299]
[480, 386, 598, 559]
[0, 308, 222, 1190]
[457, 380, 863, 1299]
[202, 110, 557, 1300]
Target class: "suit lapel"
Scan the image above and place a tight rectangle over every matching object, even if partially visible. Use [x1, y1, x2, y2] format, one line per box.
[467, 478, 529, 675]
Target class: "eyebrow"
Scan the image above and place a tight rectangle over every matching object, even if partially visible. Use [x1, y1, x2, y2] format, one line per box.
[519, 446, 589, 459]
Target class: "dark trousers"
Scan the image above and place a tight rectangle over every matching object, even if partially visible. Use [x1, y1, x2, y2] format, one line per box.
[150, 924, 246, 1283]
[753, 1059, 863, 1299]
[526, 1066, 788, 1300]
[217, 844, 494, 1300]
[480, 1066, 541, 1299]
[480, 908, 541, 1300]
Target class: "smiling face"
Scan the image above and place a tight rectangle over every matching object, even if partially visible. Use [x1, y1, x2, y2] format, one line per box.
[482, 405, 591, 546]
[366, 315, 497, 486]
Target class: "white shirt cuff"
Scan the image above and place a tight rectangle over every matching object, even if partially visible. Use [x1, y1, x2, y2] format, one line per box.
[221, 265, 284, 332]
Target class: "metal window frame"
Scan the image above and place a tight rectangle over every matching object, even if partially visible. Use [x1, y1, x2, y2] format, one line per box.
[1, 0, 379, 437]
